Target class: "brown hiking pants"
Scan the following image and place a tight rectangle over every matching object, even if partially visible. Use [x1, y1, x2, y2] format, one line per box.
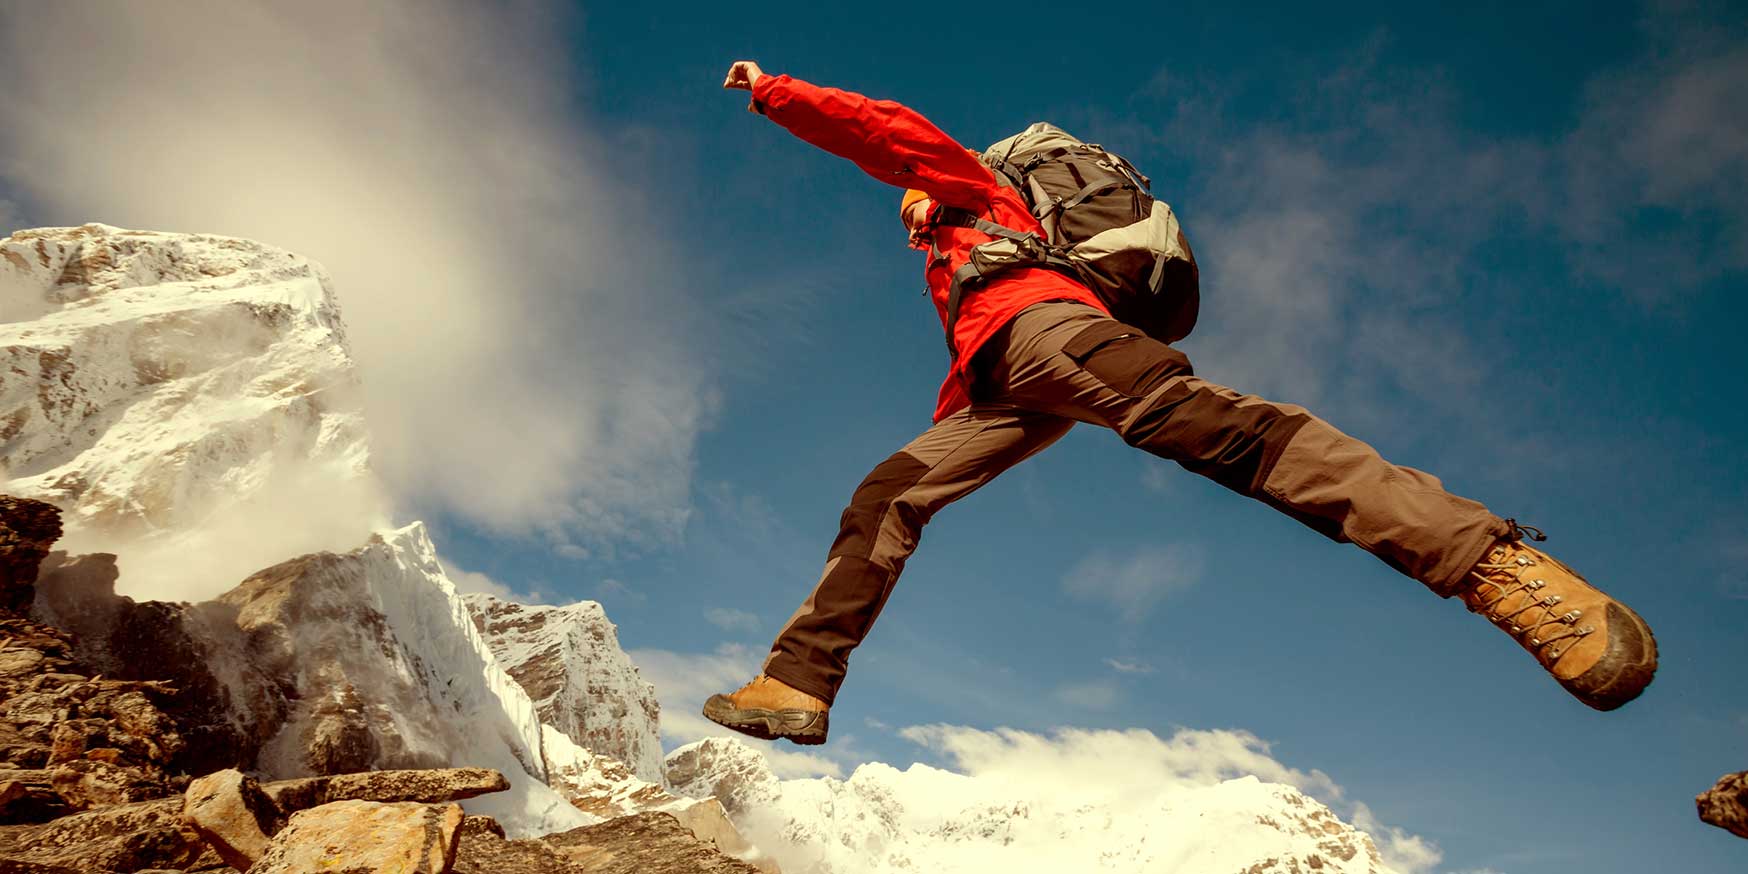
[762, 301, 1510, 704]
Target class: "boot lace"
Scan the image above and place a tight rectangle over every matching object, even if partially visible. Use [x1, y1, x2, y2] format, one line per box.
[1466, 520, 1594, 663]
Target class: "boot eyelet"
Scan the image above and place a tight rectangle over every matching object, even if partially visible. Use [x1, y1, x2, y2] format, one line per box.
[1530, 637, 1541, 646]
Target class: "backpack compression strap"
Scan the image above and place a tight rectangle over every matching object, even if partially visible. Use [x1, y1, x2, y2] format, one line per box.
[935, 208, 1079, 359]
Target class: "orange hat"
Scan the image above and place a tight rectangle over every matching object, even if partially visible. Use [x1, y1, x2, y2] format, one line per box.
[900, 188, 930, 216]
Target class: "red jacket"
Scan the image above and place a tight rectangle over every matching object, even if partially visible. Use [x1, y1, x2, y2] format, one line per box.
[752, 74, 1109, 422]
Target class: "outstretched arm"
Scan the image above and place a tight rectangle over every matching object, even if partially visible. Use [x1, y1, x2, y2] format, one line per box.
[722, 60, 998, 211]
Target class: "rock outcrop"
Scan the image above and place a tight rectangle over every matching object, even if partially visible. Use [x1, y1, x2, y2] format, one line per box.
[1697, 770, 1748, 839]
[454, 811, 764, 874]
[465, 594, 664, 784]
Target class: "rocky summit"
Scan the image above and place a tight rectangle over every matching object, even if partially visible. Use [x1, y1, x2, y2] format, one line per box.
[0, 495, 769, 873]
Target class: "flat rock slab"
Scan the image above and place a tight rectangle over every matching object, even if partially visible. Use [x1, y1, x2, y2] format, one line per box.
[0, 797, 204, 872]
[264, 767, 508, 813]
[1697, 770, 1748, 839]
[250, 799, 463, 874]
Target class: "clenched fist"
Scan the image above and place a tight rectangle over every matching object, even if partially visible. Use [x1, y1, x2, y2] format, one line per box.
[723, 60, 766, 111]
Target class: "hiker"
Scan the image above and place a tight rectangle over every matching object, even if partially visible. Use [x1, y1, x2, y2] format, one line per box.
[704, 60, 1657, 745]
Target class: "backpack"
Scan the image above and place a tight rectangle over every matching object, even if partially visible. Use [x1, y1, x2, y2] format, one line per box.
[940, 123, 1200, 349]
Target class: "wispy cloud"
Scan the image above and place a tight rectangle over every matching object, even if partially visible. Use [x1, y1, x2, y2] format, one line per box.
[705, 607, 764, 633]
[0, 1, 710, 555]
[1557, 9, 1748, 292]
[1103, 657, 1156, 674]
[1061, 543, 1204, 622]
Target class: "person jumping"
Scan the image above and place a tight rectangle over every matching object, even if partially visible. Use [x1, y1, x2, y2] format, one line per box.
[703, 60, 1657, 745]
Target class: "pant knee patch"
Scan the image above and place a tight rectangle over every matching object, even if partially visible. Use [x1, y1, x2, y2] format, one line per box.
[1060, 320, 1193, 398]
[1126, 388, 1309, 495]
[830, 451, 930, 560]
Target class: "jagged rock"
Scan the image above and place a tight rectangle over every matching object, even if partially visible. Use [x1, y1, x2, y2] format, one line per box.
[452, 811, 764, 874]
[0, 797, 205, 872]
[47, 758, 166, 810]
[668, 798, 777, 874]
[183, 769, 278, 870]
[0, 497, 60, 614]
[452, 813, 576, 873]
[250, 800, 463, 874]
[32, 550, 258, 778]
[465, 594, 665, 784]
[542, 812, 765, 873]
[303, 682, 380, 774]
[1697, 770, 1748, 839]
[262, 767, 510, 813]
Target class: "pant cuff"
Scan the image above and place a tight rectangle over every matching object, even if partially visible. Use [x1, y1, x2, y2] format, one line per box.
[762, 653, 839, 707]
[1426, 514, 1513, 597]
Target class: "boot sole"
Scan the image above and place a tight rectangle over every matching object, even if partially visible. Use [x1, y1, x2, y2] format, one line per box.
[701, 695, 829, 745]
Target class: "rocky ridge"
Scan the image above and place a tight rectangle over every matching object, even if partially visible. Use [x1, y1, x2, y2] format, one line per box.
[466, 594, 664, 785]
[0, 496, 768, 873]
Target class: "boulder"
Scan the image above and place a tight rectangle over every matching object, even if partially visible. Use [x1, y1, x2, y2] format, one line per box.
[249, 799, 463, 874]
[1697, 770, 1748, 839]
[182, 769, 279, 870]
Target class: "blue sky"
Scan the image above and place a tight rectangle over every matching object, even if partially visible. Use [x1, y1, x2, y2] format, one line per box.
[2, 1, 1744, 871]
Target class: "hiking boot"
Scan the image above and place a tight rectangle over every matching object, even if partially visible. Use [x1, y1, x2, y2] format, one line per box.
[1457, 525, 1657, 711]
[702, 675, 830, 745]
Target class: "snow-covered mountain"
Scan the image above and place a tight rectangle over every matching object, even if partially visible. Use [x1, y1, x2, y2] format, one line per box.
[466, 593, 665, 784]
[0, 223, 381, 599]
[666, 736, 1392, 874]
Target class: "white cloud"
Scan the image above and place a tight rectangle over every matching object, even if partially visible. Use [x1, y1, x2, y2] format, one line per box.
[1351, 801, 1443, 874]
[892, 723, 1437, 872]
[0, 1, 710, 552]
[1559, 16, 1748, 290]
[439, 557, 547, 605]
[705, 607, 764, 633]
[900, 724, 1342, 803]
[1103, 657, 1155, 674]
[628, 642, 843, 780]
[1061, 543, 1204, 621]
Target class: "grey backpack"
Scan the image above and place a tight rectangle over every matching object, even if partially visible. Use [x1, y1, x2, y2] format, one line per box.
[941, 123, 1200, 348]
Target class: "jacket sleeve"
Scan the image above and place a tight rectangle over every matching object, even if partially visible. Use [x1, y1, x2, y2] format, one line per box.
[751, 74, 998, 211]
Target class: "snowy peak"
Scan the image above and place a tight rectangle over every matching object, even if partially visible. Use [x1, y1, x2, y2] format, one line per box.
[664, 736, 1390, 874]
[465, 592, 664, 784]
[1, 224, 377, 599]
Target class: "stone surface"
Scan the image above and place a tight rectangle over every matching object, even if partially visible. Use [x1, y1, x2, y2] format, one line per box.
[262, 767, 510, 813]
[1697, 770, 1748, 839]
[250, 799, 463, 874]
[0, 497, 60, 615]
[452, 811, 766, 874]
[0, 797, 205, 872]
[543, 812, 765, 874]
[183, 769, 278, 870]
[465, 594, 665, 784]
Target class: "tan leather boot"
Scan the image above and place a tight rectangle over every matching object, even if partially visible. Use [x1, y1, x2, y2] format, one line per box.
[702, 675, 830, 745]
[1458, 526, 1657, 710]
